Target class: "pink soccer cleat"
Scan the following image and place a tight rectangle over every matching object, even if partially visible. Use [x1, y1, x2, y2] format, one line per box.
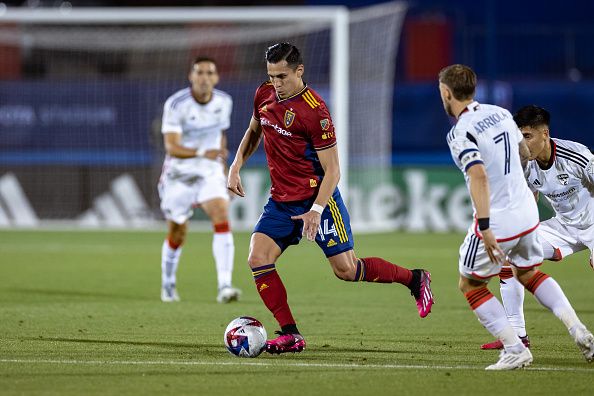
[265, 332, 306, 354]
[481, 335, 530, 350]
[413, 270, 434, 318]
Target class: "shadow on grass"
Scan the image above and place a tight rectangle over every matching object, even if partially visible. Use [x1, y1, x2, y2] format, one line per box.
[23, 337, 220, 350]
[7, 287, 150, 301]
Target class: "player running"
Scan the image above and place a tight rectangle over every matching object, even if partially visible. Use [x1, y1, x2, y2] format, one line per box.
[159, 57, 241, 304]
[227, 42, 434, 354]
[439, 64, 594, 370]
[481, 105, 594, 350]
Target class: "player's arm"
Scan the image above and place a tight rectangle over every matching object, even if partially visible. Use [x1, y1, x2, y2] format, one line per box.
[291, 145, 340, 242]
[519, 138, 531, 170]
[163, 132, 226, 160]
[467, 163, 504, 264]
[227, 117, 263, 197]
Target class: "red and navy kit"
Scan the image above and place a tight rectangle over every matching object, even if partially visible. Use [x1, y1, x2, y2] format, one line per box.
[253, 82, 337, 202]
[252, 82, 353, 257]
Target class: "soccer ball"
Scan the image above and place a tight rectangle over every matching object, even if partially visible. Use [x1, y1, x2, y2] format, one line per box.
[224, 316, 267, 358]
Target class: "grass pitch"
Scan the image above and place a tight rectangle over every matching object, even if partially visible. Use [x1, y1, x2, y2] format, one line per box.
[1, 230, 593, 395]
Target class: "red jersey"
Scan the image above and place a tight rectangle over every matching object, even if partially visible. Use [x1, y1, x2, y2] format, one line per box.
[253, 82, 337, 202]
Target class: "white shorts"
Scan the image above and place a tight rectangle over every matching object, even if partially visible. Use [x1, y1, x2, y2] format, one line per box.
[539, 217, 593, 265]
[158, 170, 229, 224]
[458, 227, 543, 281]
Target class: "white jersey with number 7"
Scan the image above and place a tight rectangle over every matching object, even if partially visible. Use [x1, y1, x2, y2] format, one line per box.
[447, 101, 539, 240]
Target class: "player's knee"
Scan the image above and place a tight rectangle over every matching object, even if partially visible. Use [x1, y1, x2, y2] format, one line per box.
[515, 268, 537, 287]
[333, 267, 355, 281]
[248, 251, 271, 268]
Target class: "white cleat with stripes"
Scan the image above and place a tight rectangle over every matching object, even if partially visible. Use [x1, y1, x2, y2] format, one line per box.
[485, 348, 533, 371]
[573, 325, 594, 363]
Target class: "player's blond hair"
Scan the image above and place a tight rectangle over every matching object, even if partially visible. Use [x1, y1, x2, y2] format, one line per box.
[439, 64, 476, 101]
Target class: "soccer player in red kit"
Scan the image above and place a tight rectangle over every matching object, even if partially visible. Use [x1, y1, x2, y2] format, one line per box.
[227, 43, 434, 354]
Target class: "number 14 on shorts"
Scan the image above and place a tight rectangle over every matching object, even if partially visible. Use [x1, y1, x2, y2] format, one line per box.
[317, 219, 338, 241]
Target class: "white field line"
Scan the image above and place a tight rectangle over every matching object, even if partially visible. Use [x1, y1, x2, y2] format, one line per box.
[0, 358, 592, 373]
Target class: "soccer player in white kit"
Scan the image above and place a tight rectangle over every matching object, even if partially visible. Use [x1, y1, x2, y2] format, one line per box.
[482, 105, 594, 350]
[439, 65, 594, 370]
[159, 57, 241, 303]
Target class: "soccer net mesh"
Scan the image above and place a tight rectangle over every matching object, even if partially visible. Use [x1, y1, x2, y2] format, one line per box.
[0, 2, 406, 230]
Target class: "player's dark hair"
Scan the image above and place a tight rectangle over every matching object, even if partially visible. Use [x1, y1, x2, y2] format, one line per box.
[265, 43, 303, 70]
[192, 56, 217, 67]
[438, 64, 476, 100]
[513, 105, 550, 129]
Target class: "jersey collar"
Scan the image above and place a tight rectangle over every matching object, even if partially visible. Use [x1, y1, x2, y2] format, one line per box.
[276, 84, 308, 103]
[458, 101, 480, 118]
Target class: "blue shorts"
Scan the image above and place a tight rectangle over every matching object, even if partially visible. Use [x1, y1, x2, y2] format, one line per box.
[254, 188, 354, 258]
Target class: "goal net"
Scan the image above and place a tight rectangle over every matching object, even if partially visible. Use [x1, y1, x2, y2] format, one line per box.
[0, 2, 407, 230]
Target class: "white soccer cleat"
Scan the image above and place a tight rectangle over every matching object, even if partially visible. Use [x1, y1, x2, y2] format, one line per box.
[573, 326, 594, 363]
[485, 348, 533, 371]
[217, 286, 242, 304]
[161, 284, 180, 302]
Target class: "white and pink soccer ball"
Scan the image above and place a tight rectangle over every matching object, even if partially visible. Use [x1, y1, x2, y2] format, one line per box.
[224, 316, 267, 358]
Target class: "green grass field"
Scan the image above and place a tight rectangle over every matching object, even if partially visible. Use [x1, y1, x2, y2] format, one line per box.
[1, 230, 593, 395]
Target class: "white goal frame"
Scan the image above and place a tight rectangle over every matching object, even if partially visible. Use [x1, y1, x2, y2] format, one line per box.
[0, 6, 350, 197]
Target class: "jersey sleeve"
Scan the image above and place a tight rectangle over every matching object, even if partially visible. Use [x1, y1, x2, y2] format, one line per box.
[252, 84, 267, 121]
[305, 102, 337, 151]
[221, 95, 232, 131]
[447, 128, 483, 173]
[577, 146, 594, 187]
[161, 97, 183, 134]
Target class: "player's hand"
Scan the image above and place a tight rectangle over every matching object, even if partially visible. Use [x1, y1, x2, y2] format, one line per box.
[203, 149, 228, 161]
[481, 228, 505, 265]
[291, 211, 321, 242]
[227, 166, 245, 197]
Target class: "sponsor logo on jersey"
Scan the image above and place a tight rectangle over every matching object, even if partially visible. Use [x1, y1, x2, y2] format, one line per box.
[310, 178, 318, 187]
[284, 110, 295, 128]
[260, 118, 292, 137]
[326, 239, 337, 247]
[322, 131, 335, 140]
[320, 118, 330, 131]
[533, 179, 542, 186]
[260, 105, 267, 113]
[557, 173, 569, 185]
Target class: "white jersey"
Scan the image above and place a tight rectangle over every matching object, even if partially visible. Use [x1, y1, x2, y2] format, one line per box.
[161, 87, 232, 178]
[525, 138, 594, 228]
[447, 101, 539, 239]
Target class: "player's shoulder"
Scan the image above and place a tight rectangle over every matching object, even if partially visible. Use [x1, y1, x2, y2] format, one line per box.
[300, 86, 327, 109]
[255, 81, 274, 93]
[554, 138, 593, 169]
[165, 87, 192, 109]
[212, 88, 233, 105]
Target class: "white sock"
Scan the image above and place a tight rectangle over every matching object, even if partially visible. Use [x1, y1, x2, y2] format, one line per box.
[531, 276, 582, 333]
[161, 239, 182, 287]
[472, 294, 525, 353]
[500, 276, 527, 337]
[213, 231, 234, 290]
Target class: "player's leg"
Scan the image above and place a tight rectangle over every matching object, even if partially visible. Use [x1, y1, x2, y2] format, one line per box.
[326, 250, 433, 317]
[481, 262, 528, 350]
[511, 230, 594, 362]
[249, 232, 305, 354]
[201, 196, 240, 303]
[159, 177, 194, 302]
[317, 189, 434, 317]
[458, 232, 532, 370]
[250, 198, 307, 354]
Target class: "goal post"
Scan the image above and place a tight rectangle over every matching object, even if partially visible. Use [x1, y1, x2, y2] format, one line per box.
[0, 3, 406, 230]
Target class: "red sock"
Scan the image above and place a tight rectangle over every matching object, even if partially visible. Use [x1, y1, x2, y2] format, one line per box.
[360, 257, 413, 285]
[252, 265, 296, 328]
